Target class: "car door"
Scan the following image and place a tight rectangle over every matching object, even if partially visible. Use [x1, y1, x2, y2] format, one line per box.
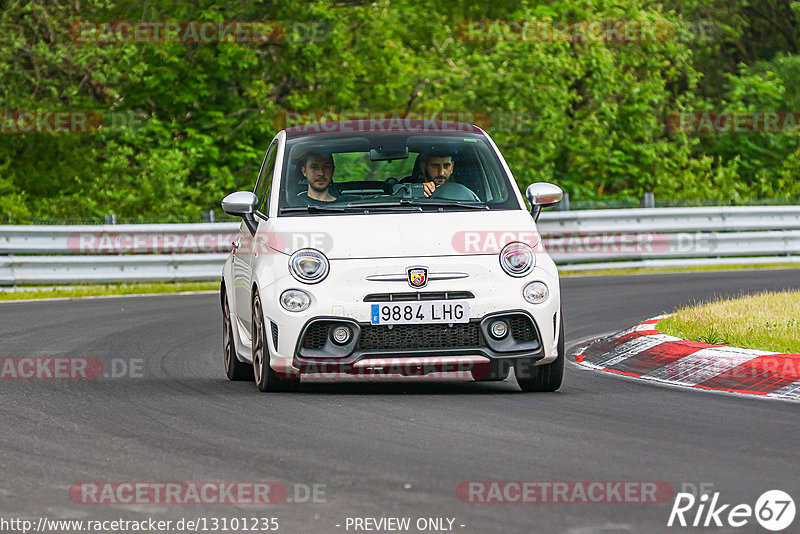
[233, 140, 278, 338]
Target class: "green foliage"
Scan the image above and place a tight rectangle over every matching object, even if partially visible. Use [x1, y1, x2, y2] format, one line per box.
[1, 0, 800, 222]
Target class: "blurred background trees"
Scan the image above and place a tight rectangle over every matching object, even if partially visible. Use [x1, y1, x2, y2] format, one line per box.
[1, 0, 799, 221]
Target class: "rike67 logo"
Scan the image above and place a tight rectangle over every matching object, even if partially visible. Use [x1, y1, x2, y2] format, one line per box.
[668, 489, 795, 531]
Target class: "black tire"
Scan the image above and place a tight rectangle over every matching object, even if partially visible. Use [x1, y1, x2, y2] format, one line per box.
[252, 291, 300, 392]
[471, 359, 511, 382]
[516, 310, 565, 392]
[222, 289, 254, 381]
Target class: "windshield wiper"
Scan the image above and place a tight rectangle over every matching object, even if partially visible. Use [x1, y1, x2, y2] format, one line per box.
[412, 199, 490, 210]
[281, 200, 489, 213]
[344, 200, 423, 211]
[348, 199, 489, 210]
[280, 205, 350, 213]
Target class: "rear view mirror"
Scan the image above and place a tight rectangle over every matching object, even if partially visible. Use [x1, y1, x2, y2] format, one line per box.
[221, 191, 257, 216]
[221, 191, 259, 235]
[370, 147, 409, 161]
[525, 183, 563, 222]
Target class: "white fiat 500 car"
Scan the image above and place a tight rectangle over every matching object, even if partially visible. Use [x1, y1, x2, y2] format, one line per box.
[220, 120, 564, 392]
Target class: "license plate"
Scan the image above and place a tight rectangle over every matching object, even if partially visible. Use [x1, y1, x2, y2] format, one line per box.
[370, 301, 470, 325]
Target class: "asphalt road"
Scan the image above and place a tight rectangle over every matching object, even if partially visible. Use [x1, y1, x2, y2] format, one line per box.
[1, 270, 799, 534]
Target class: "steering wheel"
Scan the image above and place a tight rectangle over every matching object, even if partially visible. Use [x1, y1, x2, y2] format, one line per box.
[431, 181, 481, 202]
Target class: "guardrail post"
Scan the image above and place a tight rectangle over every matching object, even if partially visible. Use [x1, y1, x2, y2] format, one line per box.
[642, 192, 655, 208]
[203, 210, 215, 223]
[559, 193, 570, 211]
[104, 214, 117, 225]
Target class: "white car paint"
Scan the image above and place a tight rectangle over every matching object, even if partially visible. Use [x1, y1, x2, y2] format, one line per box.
[221, 127, 562, 379]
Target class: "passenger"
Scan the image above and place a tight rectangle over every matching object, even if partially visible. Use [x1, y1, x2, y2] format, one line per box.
[299, 152, 338, 202]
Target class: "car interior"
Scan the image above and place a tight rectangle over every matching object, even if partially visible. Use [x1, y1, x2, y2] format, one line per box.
[282, 136, 510, 207]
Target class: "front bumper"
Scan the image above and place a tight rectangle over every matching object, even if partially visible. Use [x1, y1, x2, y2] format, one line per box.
[256, 254, 561, 376]
[291, 309, 545, 374]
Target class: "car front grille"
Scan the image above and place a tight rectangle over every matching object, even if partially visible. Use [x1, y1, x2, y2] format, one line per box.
[302, 322, 329, 350]
[508, 314, 537, 342]
[270, 321, 279, 349]
[357, 323, 482, 351]
[363, 291, 474, 302]
[298, 314, 535, 355]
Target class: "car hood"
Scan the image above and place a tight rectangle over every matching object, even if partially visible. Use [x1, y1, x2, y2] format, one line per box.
[264, 210, 541, 259]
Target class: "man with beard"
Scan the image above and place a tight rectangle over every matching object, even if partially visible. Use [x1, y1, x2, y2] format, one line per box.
[299, 151, 338, 202]
[401, 153, 455, 197]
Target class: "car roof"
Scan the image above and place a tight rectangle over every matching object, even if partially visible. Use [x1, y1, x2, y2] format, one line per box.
[284, 119, 485, 139]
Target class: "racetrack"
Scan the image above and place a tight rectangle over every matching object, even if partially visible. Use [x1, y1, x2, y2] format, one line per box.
[1, 270, 799, 534]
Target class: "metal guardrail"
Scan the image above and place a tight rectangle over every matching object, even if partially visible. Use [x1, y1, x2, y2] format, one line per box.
[0, 254, 229, 285]
[0, 223, 239, 254]
[539, 207, 800, 266]
[0, 206, 798, 284]
[540, 206, 800, 233]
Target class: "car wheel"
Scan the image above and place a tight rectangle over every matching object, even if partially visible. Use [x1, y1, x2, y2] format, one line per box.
[516, 310, 565, 392]
[222, 288, 254, 381]
[471, 359, 511, 382]
[252, 290, 300, 392]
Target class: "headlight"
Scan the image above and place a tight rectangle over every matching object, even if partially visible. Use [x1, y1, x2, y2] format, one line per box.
[289, 248, 330, 284]
[523, 281, 549, 304]
[499, 242, 534, 277]
[280, 289, 311, 312]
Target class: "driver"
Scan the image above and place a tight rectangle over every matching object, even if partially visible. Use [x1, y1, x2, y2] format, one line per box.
[299, 152, 338, 203]
[401, 153, 455, 197]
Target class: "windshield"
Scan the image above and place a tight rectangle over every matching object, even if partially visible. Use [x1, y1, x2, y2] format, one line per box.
[278, 132, 521, 215]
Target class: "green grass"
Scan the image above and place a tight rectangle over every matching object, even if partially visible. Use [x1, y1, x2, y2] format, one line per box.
[560, 263, 800, 277]
[658, 290, 800, 354]
[0, 281, 219, 301]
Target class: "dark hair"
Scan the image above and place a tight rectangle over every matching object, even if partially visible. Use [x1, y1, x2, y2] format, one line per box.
[299, 151, 334, 168]
[418, 150, 454, 163]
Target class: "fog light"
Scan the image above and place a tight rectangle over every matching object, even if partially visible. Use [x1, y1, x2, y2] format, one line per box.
[331, 326, 352, 345]
[280, 289, 311, 312]
[489, 320, 509, 339]
[523, 281, 549, 304]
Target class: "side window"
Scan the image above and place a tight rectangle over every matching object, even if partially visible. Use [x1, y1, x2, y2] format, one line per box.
[477, 148, 507, 203]
[254, 141, 278, 215]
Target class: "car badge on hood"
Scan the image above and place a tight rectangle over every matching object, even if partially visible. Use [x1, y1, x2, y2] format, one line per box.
[407, 266, 428, 288]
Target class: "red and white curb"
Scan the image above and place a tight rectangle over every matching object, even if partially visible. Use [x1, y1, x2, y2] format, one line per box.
[575, 316, 800, 401]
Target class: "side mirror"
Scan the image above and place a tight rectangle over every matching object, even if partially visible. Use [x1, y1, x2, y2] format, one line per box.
[525, 182, 563, 222]
[221, 191, 259, 235]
